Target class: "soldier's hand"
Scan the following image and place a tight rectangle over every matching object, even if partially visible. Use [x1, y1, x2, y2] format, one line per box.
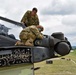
[21, 22, 25, 25]
[21, 22, 27, 28]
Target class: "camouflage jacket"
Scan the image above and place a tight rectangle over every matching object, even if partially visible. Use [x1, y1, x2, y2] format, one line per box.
[19, 25, 43, 42]
[21, 10, 39, 26]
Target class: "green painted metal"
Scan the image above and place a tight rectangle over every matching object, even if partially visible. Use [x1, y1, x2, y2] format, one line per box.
[0, 64, 34, 75]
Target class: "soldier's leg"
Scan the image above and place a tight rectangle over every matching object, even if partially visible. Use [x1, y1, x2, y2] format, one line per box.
[19, 32, 34, 46]
[19, 32, 28, 46]
[15, 40, 24, 46]
[24, 38, 34, 46]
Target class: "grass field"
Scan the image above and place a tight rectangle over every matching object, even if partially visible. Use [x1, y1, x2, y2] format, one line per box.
[34, 50, 76, 75]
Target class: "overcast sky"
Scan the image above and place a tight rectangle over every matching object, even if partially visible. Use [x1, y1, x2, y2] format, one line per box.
[0, 0, 76, 46]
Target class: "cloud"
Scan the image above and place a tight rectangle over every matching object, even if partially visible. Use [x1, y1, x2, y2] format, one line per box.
[9, 26, 23, 39]
[0, 9, 6, 16]
[40, 14, 76, 45]
[0, 0, 76, 45]
[62, 15, 76, 26]
[41, 0, 76, 15]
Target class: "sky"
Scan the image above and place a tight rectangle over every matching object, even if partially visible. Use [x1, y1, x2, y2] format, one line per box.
[0, 0, 76, 46]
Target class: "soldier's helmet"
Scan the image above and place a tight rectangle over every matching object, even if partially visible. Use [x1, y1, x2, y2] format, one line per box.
[36, 25, 44, 32]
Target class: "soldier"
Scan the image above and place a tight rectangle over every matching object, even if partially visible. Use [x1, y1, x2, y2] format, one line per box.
[15, 25, 44, 46]
[21, 7, 39, 27]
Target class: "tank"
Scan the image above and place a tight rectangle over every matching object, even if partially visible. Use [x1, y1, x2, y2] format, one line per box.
[0, 16, 72, 62]
[0, 16, 72, 75]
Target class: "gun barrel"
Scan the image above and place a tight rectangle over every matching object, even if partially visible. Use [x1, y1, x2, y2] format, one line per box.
[0, 16, 26, 28]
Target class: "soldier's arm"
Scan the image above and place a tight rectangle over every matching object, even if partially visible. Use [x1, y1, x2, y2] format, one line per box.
[35, 15, 39, 25]
[30, 26, 43, 39]
[21, 11, 29, 24]
[36, 32, 44, 39]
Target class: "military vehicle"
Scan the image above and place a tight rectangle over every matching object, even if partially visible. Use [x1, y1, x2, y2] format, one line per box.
[0, 16, 71, 65]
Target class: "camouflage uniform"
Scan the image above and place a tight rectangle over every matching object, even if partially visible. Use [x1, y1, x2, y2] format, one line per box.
[21, 10, 39, 26]
[17, 25, 43, 46]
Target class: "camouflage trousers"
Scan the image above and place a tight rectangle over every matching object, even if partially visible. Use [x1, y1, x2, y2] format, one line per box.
[15, 38, 34, 46]
[17, 31, 36, 46]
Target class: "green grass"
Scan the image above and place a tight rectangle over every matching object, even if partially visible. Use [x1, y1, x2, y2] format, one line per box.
[34, 50, 76, 75]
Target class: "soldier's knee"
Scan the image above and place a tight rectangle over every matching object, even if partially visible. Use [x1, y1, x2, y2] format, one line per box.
[25, 43, 34, 46]
[15, 41, 24, 46]
[25, 40, 34, 46]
